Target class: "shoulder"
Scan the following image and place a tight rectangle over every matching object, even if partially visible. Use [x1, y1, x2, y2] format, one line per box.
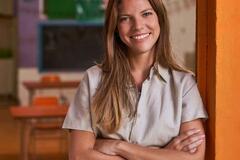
[85, 65, 102, 79]
[171, 69, 196, 84]
[81, 65, 102, 88]
[170, 69, 197, 93]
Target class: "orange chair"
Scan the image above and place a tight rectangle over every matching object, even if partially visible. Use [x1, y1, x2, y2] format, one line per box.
[29, 96, 67, 158]
[40, 74, 61, 83]
[32, 96, 59, 107]
[39, 75, 70, 105]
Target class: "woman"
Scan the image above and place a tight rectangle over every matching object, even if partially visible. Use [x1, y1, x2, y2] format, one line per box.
[63, 0, 208, 159]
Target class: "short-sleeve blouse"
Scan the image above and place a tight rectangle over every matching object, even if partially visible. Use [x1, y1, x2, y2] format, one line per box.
[63, 64, 208, 147]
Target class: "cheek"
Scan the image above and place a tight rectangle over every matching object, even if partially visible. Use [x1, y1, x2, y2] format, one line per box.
[151, 16, 161, 35]
[157, 25, 161, 37]
[117, 24, 129, 41]
[154, 23, 161, 38]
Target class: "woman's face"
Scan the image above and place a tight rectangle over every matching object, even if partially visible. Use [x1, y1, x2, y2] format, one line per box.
[117, 0, 160, 56]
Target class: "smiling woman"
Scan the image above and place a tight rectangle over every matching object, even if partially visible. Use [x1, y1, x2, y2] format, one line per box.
[117, 0, 160, 58]
[62, 0, 207, 160]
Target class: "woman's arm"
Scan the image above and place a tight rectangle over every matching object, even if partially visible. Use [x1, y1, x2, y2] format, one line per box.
[69, 130, 125, 160]
[95, 128, 204, 154]
[164, 127, 205, 153]
[116, 119, 205, 160]
[95, 119, 206, 160]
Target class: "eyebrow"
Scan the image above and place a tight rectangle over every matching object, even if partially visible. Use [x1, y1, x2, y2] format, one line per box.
[140, 8, 154, 13]
[119, 8, 154, 16]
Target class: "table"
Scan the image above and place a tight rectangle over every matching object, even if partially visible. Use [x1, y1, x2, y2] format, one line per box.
[23, 80, 80, 104]
[10, 105, 68, 160]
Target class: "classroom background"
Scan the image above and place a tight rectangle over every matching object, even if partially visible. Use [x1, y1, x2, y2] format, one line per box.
[0, 0, 239, 160]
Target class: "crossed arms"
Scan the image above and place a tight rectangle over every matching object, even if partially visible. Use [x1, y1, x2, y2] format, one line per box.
[69, 119, 206, 160]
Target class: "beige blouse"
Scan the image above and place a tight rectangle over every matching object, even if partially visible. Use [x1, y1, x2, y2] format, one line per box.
[63, 64, 208, 147]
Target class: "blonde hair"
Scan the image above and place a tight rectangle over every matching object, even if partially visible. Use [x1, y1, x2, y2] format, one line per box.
[92, 0, 189, 133]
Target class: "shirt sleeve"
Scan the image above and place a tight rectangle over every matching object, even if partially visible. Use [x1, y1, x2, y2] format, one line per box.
[181, 76, 208, 123]
[62, 72, 94, 133]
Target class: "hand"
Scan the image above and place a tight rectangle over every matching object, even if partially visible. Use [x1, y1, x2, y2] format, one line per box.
[94, 139, 121, 156]
[114, 156, 127, 160]
[165, 129, 205, 153]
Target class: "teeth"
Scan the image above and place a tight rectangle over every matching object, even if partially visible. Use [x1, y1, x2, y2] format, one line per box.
[132, 33, 150, 40]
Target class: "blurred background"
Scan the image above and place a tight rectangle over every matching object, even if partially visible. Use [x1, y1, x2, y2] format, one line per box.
[0, 0, 196, 159]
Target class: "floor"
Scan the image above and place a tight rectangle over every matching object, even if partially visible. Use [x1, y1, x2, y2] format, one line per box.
[0, 106, 68, 160]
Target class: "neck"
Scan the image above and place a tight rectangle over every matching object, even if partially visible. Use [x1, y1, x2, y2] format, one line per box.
[128, 52, 154, 73]
[127, 52, 155, 90]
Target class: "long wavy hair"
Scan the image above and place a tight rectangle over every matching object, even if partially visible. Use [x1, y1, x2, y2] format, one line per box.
[91, 0, 189, 133]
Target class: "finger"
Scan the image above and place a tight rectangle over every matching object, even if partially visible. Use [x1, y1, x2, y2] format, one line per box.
[183, 139, 204, 151]
[182, 146, 189, 152]
[171, 129, 202, 151]
[189, 139, 204, 149]
[189, 147, 197, 153]
[181, 134, 205, 148]
[149, 146, 160, 149]
[177, 129, 202, 142]
[183, 146, 197, 153]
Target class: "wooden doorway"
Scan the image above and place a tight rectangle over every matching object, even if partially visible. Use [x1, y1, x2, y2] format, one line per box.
[196, 0, 216, 160]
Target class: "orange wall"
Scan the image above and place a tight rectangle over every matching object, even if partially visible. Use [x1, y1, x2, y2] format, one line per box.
[216, 0, 240, 159]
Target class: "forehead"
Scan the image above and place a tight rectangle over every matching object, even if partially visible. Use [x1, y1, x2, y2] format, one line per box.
[118, 0, 153, 13]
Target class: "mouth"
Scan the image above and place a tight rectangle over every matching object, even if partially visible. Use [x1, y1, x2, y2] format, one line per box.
[130, 33, 151, 40]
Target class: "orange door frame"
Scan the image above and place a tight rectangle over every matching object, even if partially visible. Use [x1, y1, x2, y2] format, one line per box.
[196, 0, 216, 160]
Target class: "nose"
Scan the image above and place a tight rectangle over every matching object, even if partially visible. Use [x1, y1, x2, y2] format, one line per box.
[132, 17, 144, 31]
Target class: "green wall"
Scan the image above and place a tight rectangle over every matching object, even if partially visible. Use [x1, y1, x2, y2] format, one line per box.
[45, 0, 104, 20]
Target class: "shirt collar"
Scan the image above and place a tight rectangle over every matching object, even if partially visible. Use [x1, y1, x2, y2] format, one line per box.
[150, 63, 169, 83]
[127, 62, 170, 89]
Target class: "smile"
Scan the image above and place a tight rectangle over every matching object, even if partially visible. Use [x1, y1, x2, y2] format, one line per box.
[131, 33, 150, 40]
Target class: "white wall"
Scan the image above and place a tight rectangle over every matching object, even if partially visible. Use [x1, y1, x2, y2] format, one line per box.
[165, 0, 196, 71]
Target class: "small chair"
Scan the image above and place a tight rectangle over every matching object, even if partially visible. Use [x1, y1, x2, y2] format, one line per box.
[29, 96, 67, 158]
[40, 74, 61, 83]
[32, 96, 59, 107]
[39, 75, 70, 105]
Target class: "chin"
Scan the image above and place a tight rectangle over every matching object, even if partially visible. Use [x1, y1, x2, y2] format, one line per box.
[134, 46, 155, 53]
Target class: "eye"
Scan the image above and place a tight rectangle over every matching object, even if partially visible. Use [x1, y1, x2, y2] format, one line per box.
[119, 16, 130, 22]
[142, 11, 153, 17]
